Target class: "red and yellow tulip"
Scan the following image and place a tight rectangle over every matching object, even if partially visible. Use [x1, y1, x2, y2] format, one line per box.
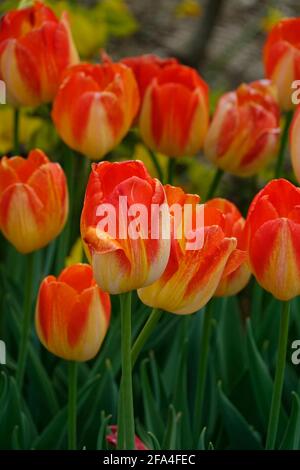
[52, 61, 140, 161]
[138, 185, 236, 314]
[244, 178, 300, 300]
[35, 264, 111, 361]
[0, 149, 68, 254]
[139, 63, 209, 157]
[205, 198, 250, 297]
[204, 80, 280, 177]
[0, 1, 79, 107]
[81, 160, 171, 294]
[264, 17, 300, 110]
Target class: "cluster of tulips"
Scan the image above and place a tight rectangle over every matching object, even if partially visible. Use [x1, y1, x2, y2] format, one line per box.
[1, 0, 300, 451]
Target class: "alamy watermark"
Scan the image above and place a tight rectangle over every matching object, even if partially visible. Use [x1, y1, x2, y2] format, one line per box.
[0, 79, 6, 104]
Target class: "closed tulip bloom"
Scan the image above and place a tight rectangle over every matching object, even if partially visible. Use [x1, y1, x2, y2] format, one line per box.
[205, 198, 251, 297]
[139, 63, 209, 157]
[52, 61, 140, 160]
[35, 264, 111, 361]
[244, 178, 300, 300]
[138, 186, 237, 314]
[106, 426, 148, 450]
[289, 105, 300, 183]
[121, 54, 178, 108]
[81, 160, 171, 294]
[0, 1, 79, 107]
[0, 149, 68, 253]
[204, 80, 280, 177]
[264, 18, 300, 111]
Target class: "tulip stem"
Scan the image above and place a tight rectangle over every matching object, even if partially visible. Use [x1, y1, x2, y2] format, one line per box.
[68, 361, 77, 450]
[118, 292, 135, 450]
[206, 168, 224, 200]
[16, 252, 34, 390]
[148, 149, 164, 183]
[194, 300, 213, 438]
[266, 300, 290, 449]
[13, 108, 20, 155]
[274, 110, 293, 178]
[167, 158, 176, 185]
[131, 308, 162, 367]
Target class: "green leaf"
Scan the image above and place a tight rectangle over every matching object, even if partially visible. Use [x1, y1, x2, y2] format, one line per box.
[162, 405, 179, 450]
[197, 427, 207, 450]
[218, 382, 263, 450]
[96, 411, 112, 450]
[280, 392, 300, 450]
[140, 359, 164, 440]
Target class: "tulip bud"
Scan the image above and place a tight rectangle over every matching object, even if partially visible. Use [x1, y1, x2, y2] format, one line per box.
[35, 264, 111, 361]
[204, 80, 280, 177]
[263, 18, 300, 111]
[106, 426, 148, 450]
[139, 63, 209, 157]
[0, 1, 79, 107]
[205, 198, 251, 297]
[80, 160, 171, 294]
[244, 178, 300, 300]
[138, 185, 236, 314]
[52, 61, 140, 161]
[121, 54, 178, 113]
[0, 149, 68, 254]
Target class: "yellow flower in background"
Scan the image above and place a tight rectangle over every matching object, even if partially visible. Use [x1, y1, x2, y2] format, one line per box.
[261, 7, 283, 33]
[132, 143, 167, 180]
[0, 107, 42, 154]
[175, 0, 202, 19]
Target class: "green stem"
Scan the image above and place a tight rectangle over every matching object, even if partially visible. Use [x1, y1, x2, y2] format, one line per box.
[131, 308, 162, 367]
[16, 252, 34, 390]
[13, 108, 20, 155]
[167, 158, 176, 185]
[266, 301, 290, 450]
[206, 168, 224, 200]
[274, 111, 293, 178]
[148, 149, 164, 182]
[68, 361, 77, 450]
[194, 301, 213, 437]
[118, 292, 135, 450]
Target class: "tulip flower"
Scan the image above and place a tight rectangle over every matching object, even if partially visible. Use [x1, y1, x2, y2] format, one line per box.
[52, 61, 140, 161]
[289, 105, 300, 183]
[263, 18, 300, 111]
[121, 54, 178, 110]
[138, 185, 236, 314]
[0, 1, 79, 107]
[244, 178, 300, 300]
[80, 160, 171, 294]
[0, 149, 68, 254]
[204, 80, 280, 177]
[205, 198, 251, 297]
[139, 63, 209, 157]
[35, 263, 111, 361]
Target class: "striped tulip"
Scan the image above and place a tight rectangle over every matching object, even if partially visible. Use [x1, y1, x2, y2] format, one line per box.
[139, 63, 209, 157]
[289, 105, 300, 183]
[80, 160, 171, 294]
[0, 149, 68, 253]
[264, 18, 300, 111]
[244, 178, 300, 300]
[138, 185, 237, 314]
[0, 1, 79, 107]
[52, 61, 140, 161]
[35, 264, 111, 361]
[205, 198, 251, 297]
[121, 54, 178, 110]
[204, 80, 280, 177]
